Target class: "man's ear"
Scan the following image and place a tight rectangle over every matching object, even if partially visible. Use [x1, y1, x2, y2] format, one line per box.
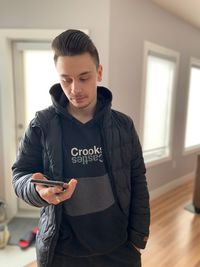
[97, 64, 103, 82]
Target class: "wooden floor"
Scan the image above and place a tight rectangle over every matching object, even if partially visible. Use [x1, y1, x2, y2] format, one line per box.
[142, 179, 200, 267]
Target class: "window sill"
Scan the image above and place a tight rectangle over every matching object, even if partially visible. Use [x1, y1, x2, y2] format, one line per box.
[144, 155, 172, 168]
[183, 146, 200, 156]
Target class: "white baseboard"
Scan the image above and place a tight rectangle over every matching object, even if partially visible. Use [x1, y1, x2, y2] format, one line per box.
[150, 172, 195, 201]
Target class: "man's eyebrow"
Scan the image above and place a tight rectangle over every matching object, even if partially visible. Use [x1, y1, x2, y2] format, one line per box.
[60, 71, 91, 78]
[60, 74, 70, 78]
[79, 71, 91, 76]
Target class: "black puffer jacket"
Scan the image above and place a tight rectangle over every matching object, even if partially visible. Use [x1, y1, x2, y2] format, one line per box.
[12, 85, 150, 267]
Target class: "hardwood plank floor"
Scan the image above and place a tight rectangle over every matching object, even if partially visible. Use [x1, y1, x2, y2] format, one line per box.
[142, 179, 200, 267]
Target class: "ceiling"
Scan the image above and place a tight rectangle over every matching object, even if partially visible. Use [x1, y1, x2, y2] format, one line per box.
[152, 0, 200, 29]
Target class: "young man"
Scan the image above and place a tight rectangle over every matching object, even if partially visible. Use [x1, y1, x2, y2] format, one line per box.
[12, 29, 150, 267]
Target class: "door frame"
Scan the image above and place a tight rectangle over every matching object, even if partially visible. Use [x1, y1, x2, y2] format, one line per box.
[0, 29, 65, 219]
[13, 41, 60, 212]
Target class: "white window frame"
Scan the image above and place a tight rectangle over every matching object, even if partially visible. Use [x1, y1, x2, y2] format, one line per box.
[183, 57, 200, 154]
[0, 29, 88, 219]
[140, 41, 179, 167]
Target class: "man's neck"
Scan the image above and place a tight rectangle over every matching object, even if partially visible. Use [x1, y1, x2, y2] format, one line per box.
[67, 103, 96, 124]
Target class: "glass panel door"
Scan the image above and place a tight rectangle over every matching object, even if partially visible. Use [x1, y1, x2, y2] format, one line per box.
[12, 41, 59, 212]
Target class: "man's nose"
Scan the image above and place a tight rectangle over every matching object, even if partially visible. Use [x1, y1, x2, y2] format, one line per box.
[71, 80, 81, 94]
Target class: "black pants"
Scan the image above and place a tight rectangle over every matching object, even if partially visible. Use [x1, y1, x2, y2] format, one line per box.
[51, 242, 141, 267]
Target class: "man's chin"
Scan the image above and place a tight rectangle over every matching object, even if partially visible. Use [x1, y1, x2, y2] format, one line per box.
[72, 102, 89, 109]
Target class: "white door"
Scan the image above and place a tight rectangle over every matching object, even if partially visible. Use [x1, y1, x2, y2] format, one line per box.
[12, 41, 59, 212]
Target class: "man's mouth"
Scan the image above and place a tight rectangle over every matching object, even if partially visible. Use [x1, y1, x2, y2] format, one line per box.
[71, 96, 86, 102]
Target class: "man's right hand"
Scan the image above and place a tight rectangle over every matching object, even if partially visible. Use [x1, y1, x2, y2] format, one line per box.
[31, 173, 77, 205]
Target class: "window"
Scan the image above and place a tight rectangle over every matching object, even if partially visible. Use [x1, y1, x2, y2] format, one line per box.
[13, 42, 59, 126]
[141, 42, 179, 164]
[184, 58, 200, 151]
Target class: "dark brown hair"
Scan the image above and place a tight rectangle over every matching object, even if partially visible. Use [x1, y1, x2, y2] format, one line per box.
[51, 29, 100, 68]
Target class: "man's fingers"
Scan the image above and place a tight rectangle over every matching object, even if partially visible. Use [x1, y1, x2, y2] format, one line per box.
[43, 180, 78, 205]
[55, 179, 78, 203]
[31, 172, 47, 180]
[68, 178, 78, 188]
[39, 186, 61, 202]
[66, 178, 78, 197]
[31, 173, 48, 191]
[32, 174, 78, 205]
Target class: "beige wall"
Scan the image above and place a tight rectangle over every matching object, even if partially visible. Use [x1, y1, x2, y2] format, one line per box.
[109, 0, 200, 191]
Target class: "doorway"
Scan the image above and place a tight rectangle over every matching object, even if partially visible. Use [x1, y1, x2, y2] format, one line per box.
[12, 41, 59, 212]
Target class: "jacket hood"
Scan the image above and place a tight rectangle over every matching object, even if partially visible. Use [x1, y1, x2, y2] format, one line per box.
[49, 83, 112, 120]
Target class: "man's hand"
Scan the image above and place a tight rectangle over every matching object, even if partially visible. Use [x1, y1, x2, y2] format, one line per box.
[31, 173, 77, 205]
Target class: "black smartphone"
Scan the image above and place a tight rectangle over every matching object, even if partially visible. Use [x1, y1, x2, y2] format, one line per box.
[31, 179, 67, 188]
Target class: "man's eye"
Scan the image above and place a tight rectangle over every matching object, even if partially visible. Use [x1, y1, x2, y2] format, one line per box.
[61, 78, 71, 84]
[80, 77, 89, 82]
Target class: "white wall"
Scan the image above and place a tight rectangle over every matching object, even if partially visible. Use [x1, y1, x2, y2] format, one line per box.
[109, 0, 200, 191]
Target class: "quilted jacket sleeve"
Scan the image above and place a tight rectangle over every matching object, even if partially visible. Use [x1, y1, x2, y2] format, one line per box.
[128, 122, 150, 249]
[12, 120, 49, 208]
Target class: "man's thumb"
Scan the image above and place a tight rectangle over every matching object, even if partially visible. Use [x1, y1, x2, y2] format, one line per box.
[31, 172, 45, 180]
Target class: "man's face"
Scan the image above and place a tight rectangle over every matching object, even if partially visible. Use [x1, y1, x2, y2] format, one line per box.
[55, 53, 102, 111]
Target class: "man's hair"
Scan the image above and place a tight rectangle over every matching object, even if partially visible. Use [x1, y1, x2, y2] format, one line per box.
[51, 29, 100, 67]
